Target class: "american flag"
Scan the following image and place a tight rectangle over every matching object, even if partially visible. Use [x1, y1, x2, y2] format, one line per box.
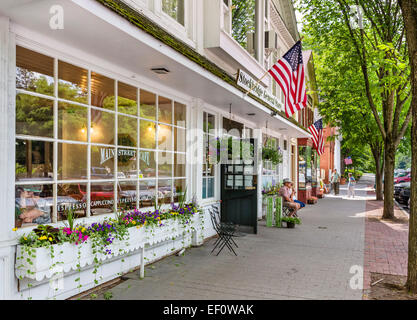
[308, 119, 325, 155]
[268, 41, 307, 118]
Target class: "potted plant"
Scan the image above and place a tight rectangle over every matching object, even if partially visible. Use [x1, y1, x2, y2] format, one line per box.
[282, 216, 301, 228]
[262, 146, 283, 165]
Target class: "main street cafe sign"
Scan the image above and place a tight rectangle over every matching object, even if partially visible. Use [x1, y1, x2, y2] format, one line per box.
[236, 69, 282, 111]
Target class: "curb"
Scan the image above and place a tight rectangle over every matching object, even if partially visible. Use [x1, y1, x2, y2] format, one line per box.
[394, 199, 410, 218]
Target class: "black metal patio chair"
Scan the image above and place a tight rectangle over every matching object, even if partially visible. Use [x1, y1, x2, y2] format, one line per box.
[209, 206, 238, 256]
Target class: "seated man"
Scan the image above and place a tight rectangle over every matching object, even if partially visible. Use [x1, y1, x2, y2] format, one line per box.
[279, 179, 300, 216]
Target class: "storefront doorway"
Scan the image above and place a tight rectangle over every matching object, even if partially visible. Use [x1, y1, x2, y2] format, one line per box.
[220, 138, 258, 234]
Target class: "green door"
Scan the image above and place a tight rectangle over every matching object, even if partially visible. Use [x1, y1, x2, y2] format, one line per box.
[220, 138, 258, 234]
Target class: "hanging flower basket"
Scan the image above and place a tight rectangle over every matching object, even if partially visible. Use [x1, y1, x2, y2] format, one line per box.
[262, 146, 283, 165]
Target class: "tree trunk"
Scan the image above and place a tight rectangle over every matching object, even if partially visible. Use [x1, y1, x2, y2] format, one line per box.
[371, 145, 384, 200]
[399, 0, 417, 294]
[375, 157, 383, 201]
[382, 139, 395, 219]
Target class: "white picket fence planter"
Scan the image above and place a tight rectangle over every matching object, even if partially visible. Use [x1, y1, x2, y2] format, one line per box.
[15, 214, 200, 282]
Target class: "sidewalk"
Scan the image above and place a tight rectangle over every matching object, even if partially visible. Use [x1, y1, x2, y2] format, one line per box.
[363, 191, 409, 292]
[87, 180, 374, 300]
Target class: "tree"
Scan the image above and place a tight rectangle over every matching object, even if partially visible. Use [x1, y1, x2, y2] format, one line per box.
[232, 0, 256, 48]
[398, 0, 417, 294]
[300, 25, 385, 199]
[337, 0, 412, 219]
[299, 0, 412, 217]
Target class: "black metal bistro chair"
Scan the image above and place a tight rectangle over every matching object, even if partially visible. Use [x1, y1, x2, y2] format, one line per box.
[281, 198, 299, 218]
[209, 206, 238, 256]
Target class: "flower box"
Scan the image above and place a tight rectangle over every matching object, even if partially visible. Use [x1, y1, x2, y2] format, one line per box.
[15, 213, 201, 282]
[16, 226, 146, 282]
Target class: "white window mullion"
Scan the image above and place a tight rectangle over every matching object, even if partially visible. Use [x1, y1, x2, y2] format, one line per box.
[136, 88, 140, 210]
[52, 57, 58, 223]
[86, 69, 91, 218]
[155, 93, 159, 207]
[114, 80, 118, 213]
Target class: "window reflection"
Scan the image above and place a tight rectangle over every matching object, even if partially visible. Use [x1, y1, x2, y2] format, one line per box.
[91, 146, 115, 179]
[118, 82, 137, 115]
[16, 94, 54, 138]
[118, 148, 137, 178]
[58, 143, 87, 180]
[58, 102, 88, 142]
[57, 183, 87, 220]
[91, 72, 115, 110]
[158, 179, 172, 204]
[139, 180, 156, 207]
[173, 179, 186, 203]
[15, 184, 53, 228]
[118, 181, 137, 211]
[140, 90, 156, 120]
[174, 102, 186, 127]
[16, 139, 53, 181]
[89, 182, 115, 215]
[162, 0, 185, 26]
[16, 46, 54, 96]
[58, 61, 88, 104]
[158, 124, 173, 151]
[140, 120, 156, 149]
[91, 109, 115, 145]
[174, 127, 186, 152]
[139, 150, 156, 177]
[158, 151, 173, 178]
[174, 153, 186, 177]
[158, 96, 172, 124]
[118, 115, 137, 147]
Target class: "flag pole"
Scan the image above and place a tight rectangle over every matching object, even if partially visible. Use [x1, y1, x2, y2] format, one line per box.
[244, 70, 270, 97]
[244, 36, 304, 98]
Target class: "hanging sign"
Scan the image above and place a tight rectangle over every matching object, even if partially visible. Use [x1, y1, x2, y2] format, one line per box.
[236, 69, 282, 110]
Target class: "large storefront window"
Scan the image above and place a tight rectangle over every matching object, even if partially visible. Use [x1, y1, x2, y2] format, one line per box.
[15, 46, 187, 228]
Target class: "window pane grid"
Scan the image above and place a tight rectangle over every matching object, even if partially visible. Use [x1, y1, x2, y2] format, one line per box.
[15, 46, 187, 228]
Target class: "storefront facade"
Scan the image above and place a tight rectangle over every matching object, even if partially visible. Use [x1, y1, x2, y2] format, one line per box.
[0, 0, 310, 299]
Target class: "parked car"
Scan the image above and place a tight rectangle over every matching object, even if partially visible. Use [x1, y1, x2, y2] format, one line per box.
[394, 172, 411, 184]
[394, 182, 410, 202]
[399, 185, 411, 205]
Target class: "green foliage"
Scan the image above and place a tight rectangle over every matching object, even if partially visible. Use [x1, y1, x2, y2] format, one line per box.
[297, 0, 411, 176]
[232, 0, 256, 49]
[262, 146, 283, 165]
[282, 216, 301, 225]
[103, 291, 113, 300]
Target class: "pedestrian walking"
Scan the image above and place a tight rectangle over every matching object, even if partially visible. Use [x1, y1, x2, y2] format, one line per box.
[347, 172, 356, 198]
[330, 169, 340, 195]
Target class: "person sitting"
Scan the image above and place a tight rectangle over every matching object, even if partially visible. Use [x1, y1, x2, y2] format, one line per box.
[290, 181, 305, 208]
[279, 179, 300, 216]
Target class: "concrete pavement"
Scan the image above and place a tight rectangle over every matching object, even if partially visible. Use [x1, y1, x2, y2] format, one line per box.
[90, 176, 378, 300]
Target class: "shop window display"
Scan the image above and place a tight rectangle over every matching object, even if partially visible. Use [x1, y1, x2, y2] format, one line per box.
[14, 46, 187, 228]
